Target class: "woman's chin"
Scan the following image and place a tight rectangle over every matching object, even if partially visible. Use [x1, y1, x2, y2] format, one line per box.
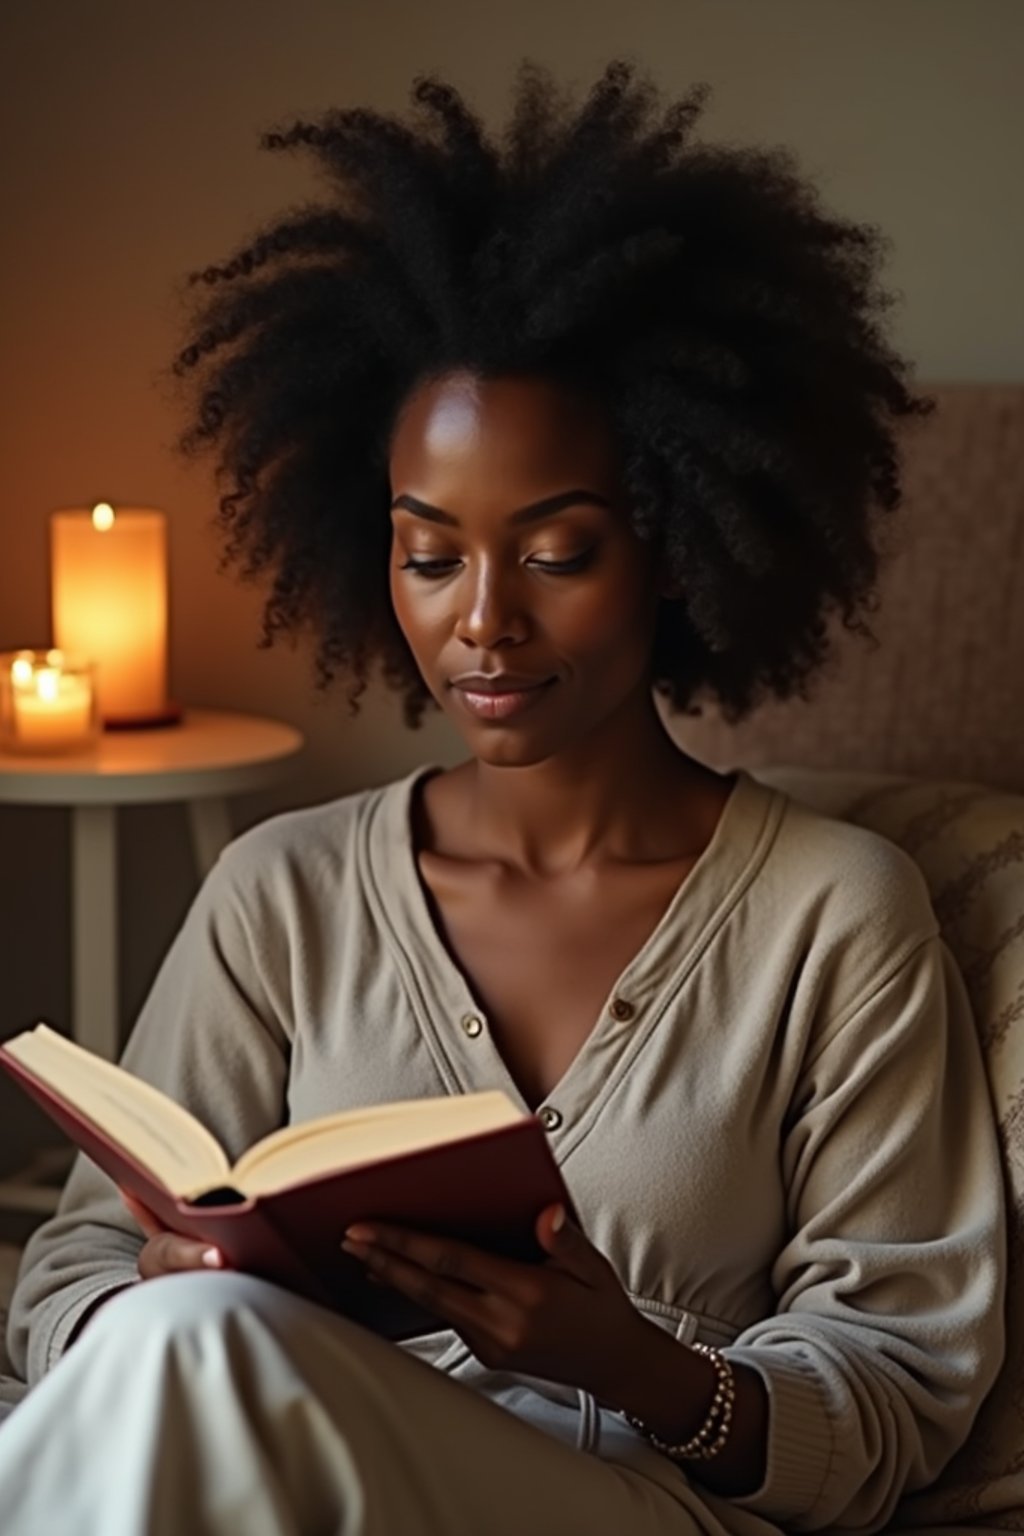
[467, 737, 550, 768]
[449, 719, 560, 769]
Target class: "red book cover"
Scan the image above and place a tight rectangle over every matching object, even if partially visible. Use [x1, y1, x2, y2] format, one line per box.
[0, 1044, 575, 1340]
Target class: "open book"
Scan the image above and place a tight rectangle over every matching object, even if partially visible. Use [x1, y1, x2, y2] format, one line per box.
[0, 1023, 573, 1339]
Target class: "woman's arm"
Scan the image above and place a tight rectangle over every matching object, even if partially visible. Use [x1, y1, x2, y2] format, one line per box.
[5, 835, 292, 1387]
[713, 933, 1005, 1531]
[599, 1325, 769, 1496]
[595, 927, 1005, 1526]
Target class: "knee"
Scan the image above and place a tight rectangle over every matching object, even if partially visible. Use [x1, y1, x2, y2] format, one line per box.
[85, 1270, 287, 1345]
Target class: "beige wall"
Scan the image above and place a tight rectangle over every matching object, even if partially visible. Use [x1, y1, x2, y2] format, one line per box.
[1, 0, 1021, 1166]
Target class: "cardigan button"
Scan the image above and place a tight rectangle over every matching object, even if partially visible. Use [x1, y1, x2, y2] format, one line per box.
[609, 996, 635, 1022]
[461, 1014, 484, 1038]
[539, 1106, 563, 1131]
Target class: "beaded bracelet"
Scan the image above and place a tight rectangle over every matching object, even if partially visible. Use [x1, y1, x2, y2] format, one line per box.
[621, 1341, 736, 1463]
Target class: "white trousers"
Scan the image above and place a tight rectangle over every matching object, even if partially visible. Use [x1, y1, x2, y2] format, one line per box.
[0, 1271, 730, 1536]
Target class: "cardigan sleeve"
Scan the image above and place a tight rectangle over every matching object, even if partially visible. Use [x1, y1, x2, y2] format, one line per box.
[721, 931, 1007, 1534]
[5, 836, 292, 1389]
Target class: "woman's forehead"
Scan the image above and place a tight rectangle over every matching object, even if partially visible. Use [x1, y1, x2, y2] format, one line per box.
[389, 370, 619, 484]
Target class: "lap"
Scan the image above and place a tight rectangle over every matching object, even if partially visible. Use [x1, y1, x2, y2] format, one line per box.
[0, 1272, 742, 1536]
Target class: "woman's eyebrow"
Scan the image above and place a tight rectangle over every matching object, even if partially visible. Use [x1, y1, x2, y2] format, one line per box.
[389, 490, 611, 526]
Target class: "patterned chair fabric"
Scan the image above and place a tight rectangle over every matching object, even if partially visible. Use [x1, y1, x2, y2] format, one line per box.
[671, 385, 1024, 797]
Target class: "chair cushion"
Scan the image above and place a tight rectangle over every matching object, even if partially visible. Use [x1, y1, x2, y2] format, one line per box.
[754, 766, 1024, 1530]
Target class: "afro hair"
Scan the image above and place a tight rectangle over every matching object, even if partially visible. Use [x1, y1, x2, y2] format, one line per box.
[169, 58, 931, 726]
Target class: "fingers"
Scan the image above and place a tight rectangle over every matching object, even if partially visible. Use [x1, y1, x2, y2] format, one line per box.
[136, 1232, 224, 1281]
[534, 1204, 605, 1281]
[343, 1235, 500, 1329]
[118, 1189, 224, 1279]
[343, 1222, 534, 1299]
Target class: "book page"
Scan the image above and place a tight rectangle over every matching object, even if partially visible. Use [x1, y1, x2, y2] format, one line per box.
[234, 1090, 522, 1196]
[3, 1025, 228, 1193]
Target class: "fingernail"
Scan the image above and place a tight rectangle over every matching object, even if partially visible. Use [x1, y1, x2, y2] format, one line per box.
[551, 1204, 566, 1233]
[201, 1248, 223, 1267]
[345, 1224, 375, 1243]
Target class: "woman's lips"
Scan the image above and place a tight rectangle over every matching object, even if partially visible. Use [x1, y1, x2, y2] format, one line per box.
[452, 680, 556, 720]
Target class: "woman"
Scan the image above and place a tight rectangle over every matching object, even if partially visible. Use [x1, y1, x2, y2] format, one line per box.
[0, 60, 1005, 1535]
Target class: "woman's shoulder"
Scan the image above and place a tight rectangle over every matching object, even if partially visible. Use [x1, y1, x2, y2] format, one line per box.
[202, 767, 423, 894]
[752, 771, 941, 947]
[738, 775, 946, 1038]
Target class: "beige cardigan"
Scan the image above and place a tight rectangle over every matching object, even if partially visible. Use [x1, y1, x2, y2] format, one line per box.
[6, 766, 1006, 1532]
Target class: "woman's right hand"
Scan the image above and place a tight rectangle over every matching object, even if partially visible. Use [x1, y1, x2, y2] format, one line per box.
[119, 1188, 227, 1280]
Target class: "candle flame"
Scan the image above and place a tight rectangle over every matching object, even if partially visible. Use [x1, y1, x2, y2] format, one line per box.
[91, 503, 115, 532]
[36, 668, 60, 702]
[11, 657, 34, 686]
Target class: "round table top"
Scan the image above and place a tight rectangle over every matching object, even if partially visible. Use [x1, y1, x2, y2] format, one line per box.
[0, 708, 305, 805]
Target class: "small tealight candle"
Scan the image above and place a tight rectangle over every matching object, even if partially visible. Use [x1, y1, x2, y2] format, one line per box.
[0, 650, 99, 755]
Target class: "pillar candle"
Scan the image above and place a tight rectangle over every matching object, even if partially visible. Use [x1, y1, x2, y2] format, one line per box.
[51, 504, 169, 725]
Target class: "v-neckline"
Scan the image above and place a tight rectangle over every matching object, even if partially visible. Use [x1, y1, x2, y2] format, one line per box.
[371, 762, 780, 1125]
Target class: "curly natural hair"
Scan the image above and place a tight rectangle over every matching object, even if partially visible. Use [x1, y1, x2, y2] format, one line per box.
[167, 57, 931, 728]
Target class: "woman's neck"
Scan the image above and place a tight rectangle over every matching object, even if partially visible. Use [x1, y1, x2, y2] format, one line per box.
[445, 691, 722, 878]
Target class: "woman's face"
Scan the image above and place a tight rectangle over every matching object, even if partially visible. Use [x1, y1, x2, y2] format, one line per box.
[388, 370, 662, 768]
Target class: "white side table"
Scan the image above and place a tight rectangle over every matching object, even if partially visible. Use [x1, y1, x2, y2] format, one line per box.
[0, 708, 304, 1212]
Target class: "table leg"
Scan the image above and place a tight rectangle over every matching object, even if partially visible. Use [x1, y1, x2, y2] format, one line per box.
[188, 797, 233, 879]
[71, 805, 119, 1062]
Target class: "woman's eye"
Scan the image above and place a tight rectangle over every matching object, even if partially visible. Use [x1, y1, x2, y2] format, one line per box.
[532, 549, 596, 574]
[399, 558, 459, 579]
[399, 549, 595, 579]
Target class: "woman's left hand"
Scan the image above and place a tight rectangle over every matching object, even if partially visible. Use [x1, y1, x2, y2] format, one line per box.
[341, 1203, 645, 1402]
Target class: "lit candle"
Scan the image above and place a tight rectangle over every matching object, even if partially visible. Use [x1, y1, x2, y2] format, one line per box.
[51, 503, 170, 725]
[0, 650, 98, 754]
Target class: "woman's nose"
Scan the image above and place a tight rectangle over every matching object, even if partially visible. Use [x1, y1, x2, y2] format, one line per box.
[454, 565, 530, 648]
